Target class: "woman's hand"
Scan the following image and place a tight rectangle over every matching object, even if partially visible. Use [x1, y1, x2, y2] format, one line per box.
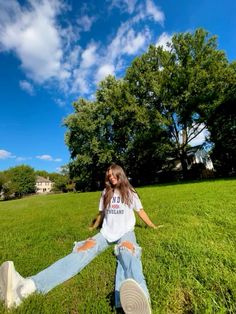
[137, 209, 163, 229]
[153, 224, 164, 229]
[88, 212, 104, 230]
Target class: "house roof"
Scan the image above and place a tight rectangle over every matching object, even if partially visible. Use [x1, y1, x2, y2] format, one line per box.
[36, 176, 52, 183]
[186, 145, 204, 155]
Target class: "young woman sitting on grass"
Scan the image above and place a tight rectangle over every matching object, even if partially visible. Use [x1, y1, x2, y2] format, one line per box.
[0, 164, 159, 314]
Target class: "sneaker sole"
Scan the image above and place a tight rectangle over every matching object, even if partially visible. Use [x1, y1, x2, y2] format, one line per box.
[120, 279, 152, 314]
[0, 261, 14, 308]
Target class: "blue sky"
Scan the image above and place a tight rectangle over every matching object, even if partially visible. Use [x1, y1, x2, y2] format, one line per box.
[0, 0, 235, 173]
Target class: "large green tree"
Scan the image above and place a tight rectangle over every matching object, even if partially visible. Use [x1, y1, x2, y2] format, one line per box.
[207, 61, 236, 175]
[65, 76, 170, 189]
[2, 165, 36, 198]
[65, 28, 235, 189]
[66, 77, 142, 189]
[65, 97, 104, 191]
[126, 28, 230, 177]
[0, 172, 6, 193]
[208, 99, 236, 175]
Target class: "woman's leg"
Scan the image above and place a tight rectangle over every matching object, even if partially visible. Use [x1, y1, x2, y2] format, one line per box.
[114, 256, 125, 308]
[114, 231, 150, 308]
[31, 232, 109, 294]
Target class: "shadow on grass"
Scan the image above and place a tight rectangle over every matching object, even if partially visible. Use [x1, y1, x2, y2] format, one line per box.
[106, 290, 125, 314]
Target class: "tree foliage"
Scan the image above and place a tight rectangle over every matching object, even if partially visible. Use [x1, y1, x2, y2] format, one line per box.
[1, 165, 36, 199]
[207, 62, 236, 175]
[0, 166, 73, 199]
[64, 28, 236, 190]
[65, 76, 169, 189]
[126, 28, 230, 177]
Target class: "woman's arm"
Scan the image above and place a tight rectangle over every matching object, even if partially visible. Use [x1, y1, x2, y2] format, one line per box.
[89, 212, 104, 230]
[137, 209, 158, 229]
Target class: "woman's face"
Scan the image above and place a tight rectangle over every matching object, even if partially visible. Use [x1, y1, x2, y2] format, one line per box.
[108, 169, 118, 186]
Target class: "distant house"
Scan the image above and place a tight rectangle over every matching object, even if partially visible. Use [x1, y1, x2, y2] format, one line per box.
[36, 176, 53, 194]
[166, 145, 214, 172]
[185, 145, 214, 170]
[0, 190, 4, 200]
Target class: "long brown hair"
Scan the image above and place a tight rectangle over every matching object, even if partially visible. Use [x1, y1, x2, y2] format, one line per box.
[103, 164, 136, 209]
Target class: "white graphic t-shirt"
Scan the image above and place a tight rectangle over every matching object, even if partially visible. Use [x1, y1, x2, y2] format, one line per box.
[99, 189, 143, 242]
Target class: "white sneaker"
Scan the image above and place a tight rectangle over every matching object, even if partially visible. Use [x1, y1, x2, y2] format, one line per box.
[120, 279, 152, 314]
[0, 261, 36, 308]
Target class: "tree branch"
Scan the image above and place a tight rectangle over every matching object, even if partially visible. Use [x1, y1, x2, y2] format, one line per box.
[187, 124, 207, 144]
[171, 113, 181, 149]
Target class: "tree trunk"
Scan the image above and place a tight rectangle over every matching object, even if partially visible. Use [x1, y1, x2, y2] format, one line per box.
[180, 151, 188, 179]
[180, 128, 188, 179]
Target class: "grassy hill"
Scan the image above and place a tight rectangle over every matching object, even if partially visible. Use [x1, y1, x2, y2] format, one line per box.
[0, 179, 236, 313]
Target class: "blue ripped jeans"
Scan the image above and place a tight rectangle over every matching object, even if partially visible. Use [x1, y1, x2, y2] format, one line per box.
[30, 231, 149, 308]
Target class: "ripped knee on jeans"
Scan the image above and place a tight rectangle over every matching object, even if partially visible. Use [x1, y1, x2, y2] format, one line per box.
[76, 238, 96, 252]
[114, 241, 142, 258]
[120, 241, 135, 253]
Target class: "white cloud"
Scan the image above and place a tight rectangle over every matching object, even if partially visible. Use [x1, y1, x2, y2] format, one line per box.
[0, 150, 62, 163]
[80, 43, 98, 69]
[54, 98, 66, 107]
[54, 158, 62, 162]
[77, 15, 95, 32]
[72, 68, 90, 94]
[67, 46, 81, 68]
[60, 24, 80, 52]
[0, 149, 33, 162]
[156, 32, 172, 51]
[0, 0, 166, 98]
[16, 156, 32, 161]
[0, 0, 65, 83]
[95, 64, 115, 83]
[71, 42, 99, 94]
[0, 1, 21, 27]
[90, 10, 153, 86]
[36, 154, 62, 162]
[19, 80, 34, 95]
[146, 0, 165, 25]
[122, 29, 147, 55]
[0, 149, 15, 159]
[109, 0, 137, 14]
[36, 155, 53, 161]
[103, 1, 164, 69]
[107, 22, 150, 63]
[109, 0, 165, 25]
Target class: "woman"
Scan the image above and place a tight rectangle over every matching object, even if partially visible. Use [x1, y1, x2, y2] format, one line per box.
[0, 164, 158, 314]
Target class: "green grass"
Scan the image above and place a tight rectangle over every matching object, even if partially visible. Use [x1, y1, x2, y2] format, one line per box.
[0, 179, 236, 314]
